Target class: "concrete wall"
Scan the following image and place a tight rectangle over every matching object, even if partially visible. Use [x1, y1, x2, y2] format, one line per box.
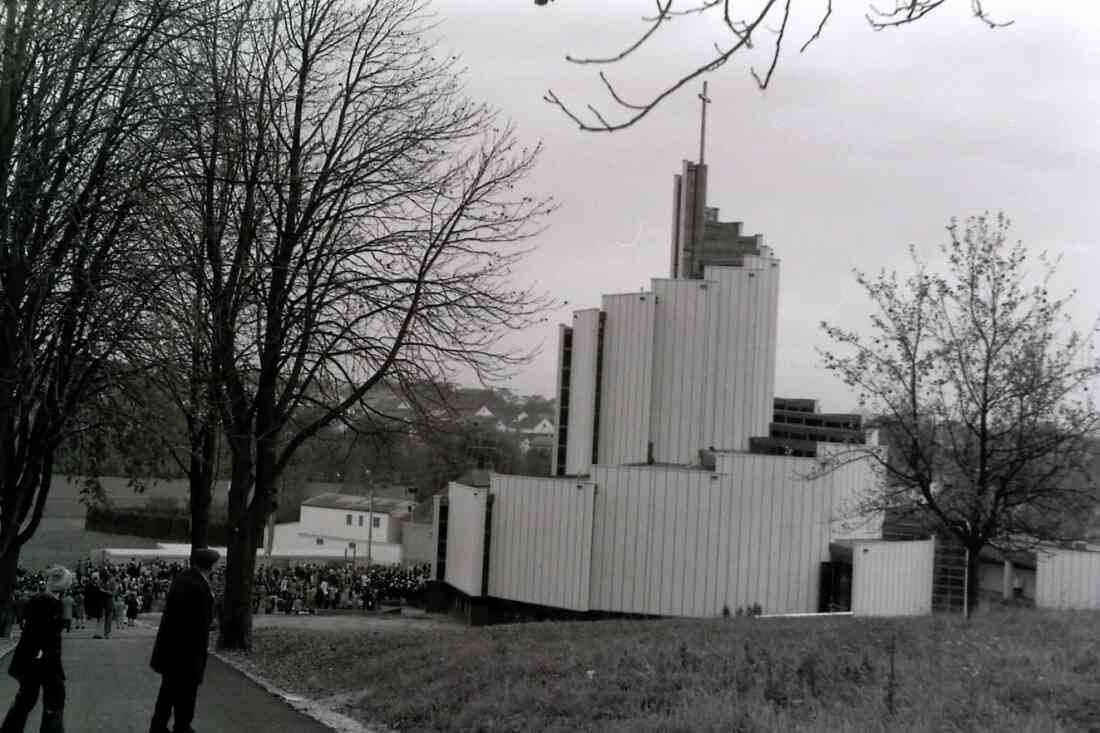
[487, 476, 595, 612]
[1036, 548, 1100, 610]
[402, 522, 434, 566]
[851, 539, 934, 616]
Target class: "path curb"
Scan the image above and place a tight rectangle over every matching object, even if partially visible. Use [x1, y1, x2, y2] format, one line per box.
[212, 649, 394, 733]
[134, 618, 388, 733]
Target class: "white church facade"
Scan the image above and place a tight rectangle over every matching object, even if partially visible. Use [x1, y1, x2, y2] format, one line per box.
[431, 152, 939, 622]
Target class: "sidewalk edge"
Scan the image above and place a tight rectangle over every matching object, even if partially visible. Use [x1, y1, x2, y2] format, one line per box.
[212, 649, 394, 733]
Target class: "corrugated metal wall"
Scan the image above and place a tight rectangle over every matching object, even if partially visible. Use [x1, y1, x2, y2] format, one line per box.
[817, 443, 886, 541]
[487, 475, 596, 611]
[444, 482, 488, 598]
[550, 323, 569, 477]
[1036, 548, 1100, 609]
[649, 280, 711, 464]
[701, 260, 779, 452]
[851, 539, 934, 616]
[589, 456, 845, 617]
[598, 293, 656, 465]
[565, 309, 601, 475]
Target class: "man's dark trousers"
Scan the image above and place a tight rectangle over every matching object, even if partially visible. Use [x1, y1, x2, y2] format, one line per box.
[149, 674, 198, 733]
[0, 663, 65, 733]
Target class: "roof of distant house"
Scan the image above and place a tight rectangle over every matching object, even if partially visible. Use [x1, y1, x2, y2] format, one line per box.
[301, 492, 416, 515]
[515, 413, 555, 431]
[303, 482, 417, 502]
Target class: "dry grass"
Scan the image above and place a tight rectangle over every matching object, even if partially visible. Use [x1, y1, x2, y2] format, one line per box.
[235, 608, 1100, 732]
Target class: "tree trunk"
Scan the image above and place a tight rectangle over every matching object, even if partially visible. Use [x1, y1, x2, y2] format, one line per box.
[217, 517, 258, 650]
[0, 548, 20, 638]
[189, 473, 212, 549]
[965, 543, 983, 618]
[188, 429, 214, 549]
[217, 438, 265, 651]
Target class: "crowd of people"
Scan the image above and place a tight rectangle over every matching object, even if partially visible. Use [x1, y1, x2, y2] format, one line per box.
[251, 561, 431, 614]
[11, 559, 190, 638]
[10, 558, 432, 631]
[3, 550, 223, 733]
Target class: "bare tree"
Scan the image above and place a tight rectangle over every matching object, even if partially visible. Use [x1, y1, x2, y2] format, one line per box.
[147, 0, 553, 650]
[538, 1, 1011, 131]
[818, 213, 1100, 614]
[0, 0, 191, 633]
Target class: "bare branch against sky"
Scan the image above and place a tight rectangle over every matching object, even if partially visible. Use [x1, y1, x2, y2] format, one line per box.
[538, 1, 1012, 132]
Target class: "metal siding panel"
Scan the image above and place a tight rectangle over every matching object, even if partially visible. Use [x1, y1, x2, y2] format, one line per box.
[566, 310, 600, 474]
[589, 469, 608, 609]
[731, 463, 748, 607]
[700, 263, 781, 453]
[610, 468, 625, 611]
[444, 483, 487, 597]
[696, 474, 715, 616]
[651, 281, 709, 464]
[852, 540, 934, 616]
[487, 476, 595, 611]
[599, 295, 655, 465]
[674, 472, 689, 614]
[721, 468, 738, 611]
[621, 470, 640, 612]
[551, 325, 567, 476]
[627, 473, 643, 612]
[764, 456, 783, 614]
[748, 456, 766, 610]
[596, 466, 616, 612]
[661, 472, 678, 615]
[787, 467, 807, 611]
[709, 474, 725, 615]
[1037, 549, 1100, 610]
[567, 478, 580, 608]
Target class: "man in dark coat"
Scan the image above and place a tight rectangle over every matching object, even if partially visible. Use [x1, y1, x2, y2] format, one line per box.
[148, 548, 218, 733]
[1, 566, 72, 733]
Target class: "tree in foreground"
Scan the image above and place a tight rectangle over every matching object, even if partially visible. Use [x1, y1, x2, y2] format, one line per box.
[537, 1, 1011, 131]
[819, 213, 1100, 614]
[147, 0, 552, 650]
[0, 0, 185, 633]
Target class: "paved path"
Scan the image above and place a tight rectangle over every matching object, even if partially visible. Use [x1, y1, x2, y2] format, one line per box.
[0, 622, 334, 733]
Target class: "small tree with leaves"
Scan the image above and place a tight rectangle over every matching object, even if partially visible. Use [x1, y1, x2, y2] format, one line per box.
[819, 213, 1100, 614]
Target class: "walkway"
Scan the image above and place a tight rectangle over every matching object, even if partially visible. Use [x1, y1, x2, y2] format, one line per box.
[0, 622, 334, 732]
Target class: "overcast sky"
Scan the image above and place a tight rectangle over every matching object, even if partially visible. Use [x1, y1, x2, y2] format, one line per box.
[432, 2, 1100, 412]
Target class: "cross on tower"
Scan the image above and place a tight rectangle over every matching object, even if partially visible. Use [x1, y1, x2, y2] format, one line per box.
[698, 81, 711, 165]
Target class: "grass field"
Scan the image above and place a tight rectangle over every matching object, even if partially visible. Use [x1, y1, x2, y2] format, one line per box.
[17, 518, 160, 569]
[230, 608, 1100, 732]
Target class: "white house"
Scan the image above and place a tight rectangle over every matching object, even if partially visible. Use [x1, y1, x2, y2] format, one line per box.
[265, 493, 416, 565]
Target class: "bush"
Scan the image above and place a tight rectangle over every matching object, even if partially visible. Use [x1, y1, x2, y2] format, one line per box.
[85, 505, 230, 544]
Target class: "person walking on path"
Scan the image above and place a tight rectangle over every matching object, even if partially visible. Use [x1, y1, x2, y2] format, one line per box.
[148, 548, 218, 733]
[101, 571, 118, 640]
[58, 594, 72, 635]
[1, 566, 72, 733]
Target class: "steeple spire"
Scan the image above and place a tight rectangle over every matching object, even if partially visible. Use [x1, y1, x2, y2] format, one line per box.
[698, 81, 711, 165]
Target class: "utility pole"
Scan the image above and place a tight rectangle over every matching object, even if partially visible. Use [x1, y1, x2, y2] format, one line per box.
[366, 492, 374, 569]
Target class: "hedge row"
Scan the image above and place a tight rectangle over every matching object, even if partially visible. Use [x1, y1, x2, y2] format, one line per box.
[85, 505, 230, 545]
